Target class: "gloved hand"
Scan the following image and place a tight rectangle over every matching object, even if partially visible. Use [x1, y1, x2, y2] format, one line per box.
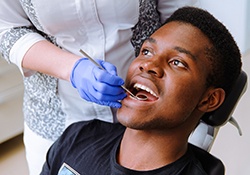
[70, 58, 127, 108]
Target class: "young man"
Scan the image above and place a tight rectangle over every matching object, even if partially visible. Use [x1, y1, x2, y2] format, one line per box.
[40, 7, 241, 175]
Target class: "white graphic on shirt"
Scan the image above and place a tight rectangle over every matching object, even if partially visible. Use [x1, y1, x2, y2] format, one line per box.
[58, 163, 80, 175]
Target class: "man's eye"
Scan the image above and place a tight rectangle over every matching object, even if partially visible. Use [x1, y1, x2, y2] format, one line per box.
[169, 60, 186, 68]
[142, 49, 152, 56]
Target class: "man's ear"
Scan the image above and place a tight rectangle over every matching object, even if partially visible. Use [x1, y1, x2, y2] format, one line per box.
[197, 88, 225, 113]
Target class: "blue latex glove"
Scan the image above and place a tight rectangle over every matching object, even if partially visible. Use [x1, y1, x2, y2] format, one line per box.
[70, 58, 127, 108]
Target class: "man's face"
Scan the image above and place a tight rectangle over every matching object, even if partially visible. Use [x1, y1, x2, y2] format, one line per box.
[117, 22, 213, 131]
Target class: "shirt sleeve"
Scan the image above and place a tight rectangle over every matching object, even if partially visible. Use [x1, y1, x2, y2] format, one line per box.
[40, 122, 85, 175]
[40, 141, 57, 175]
[40, 129, 66, 175]
[0, 0, 45, 76]
[157, 0, 198, 23]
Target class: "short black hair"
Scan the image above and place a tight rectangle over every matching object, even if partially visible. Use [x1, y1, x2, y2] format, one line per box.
[165, 6, 242, 96]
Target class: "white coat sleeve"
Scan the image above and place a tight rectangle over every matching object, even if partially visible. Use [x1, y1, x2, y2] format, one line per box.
[157, 0, 198, 23]
[0, 0, 45, 76]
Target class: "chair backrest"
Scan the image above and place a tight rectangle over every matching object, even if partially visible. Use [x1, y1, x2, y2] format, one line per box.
[189, 70, 247, 149]
[189, 70, 248, 175]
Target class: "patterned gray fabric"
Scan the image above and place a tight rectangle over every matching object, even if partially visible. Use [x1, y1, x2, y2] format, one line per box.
[23, 73, 65, 141]
[20, 0, 44, 31]
[0, 0, 162, 141]
[0, 27, 36, 62]
[131, 0, 162, 57]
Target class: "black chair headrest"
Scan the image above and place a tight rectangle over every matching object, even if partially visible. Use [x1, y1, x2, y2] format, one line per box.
[201, 70, 247, 127]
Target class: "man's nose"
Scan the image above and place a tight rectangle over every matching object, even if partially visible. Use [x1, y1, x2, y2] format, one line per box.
[139, 58, 164, 78]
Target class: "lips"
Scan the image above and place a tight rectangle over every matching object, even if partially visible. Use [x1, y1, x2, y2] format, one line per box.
[131, 83, 159, 101]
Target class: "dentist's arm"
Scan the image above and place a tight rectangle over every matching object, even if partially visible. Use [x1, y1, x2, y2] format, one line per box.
[23, 40, 126, 108]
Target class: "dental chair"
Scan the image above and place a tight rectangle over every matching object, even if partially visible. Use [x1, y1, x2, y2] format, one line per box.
[188, 70, 248, 175]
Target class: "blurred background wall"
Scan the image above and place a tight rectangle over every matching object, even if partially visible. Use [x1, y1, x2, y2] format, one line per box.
[195, 1, 250, 175]
[196, 0, 249, 53]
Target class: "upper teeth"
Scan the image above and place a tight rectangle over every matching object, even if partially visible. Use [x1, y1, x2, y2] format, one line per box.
[133, 83, 158, 97]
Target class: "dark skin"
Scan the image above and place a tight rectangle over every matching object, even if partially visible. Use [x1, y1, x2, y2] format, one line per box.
[116, 21, 225, 171]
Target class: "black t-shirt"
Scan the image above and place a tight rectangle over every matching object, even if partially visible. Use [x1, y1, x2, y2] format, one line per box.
[40, 120, 208, 175]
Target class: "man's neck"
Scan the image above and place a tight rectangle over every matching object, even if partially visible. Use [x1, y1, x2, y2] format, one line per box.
[117, 128, 188, 171]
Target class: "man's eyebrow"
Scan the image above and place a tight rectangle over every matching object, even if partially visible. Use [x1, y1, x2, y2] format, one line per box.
[174, 46, 197, 61]
[144, 37, 156, 44]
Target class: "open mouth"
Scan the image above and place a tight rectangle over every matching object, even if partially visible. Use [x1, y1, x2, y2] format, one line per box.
[130, 83, 159, 101]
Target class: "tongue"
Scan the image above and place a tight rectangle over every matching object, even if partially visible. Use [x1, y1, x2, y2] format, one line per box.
[136, 91, 158, 101]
